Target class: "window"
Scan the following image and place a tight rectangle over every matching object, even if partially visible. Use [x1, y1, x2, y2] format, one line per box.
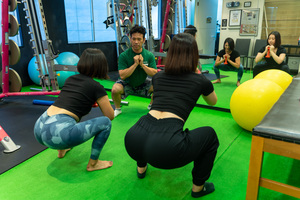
[93, 0, 117, 42]
[0, 6, 23, 46]
[64, 0, 93, 43]
[34, 0, 46, 41]
[149, 1, 161, 39]
[64, 0, 160, 43]
[140, 0, 161, 39]
[64, 0, 115, 43]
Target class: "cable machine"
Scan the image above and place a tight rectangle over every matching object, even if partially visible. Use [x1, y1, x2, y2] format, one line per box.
[107, 0, 157, 57]
[1, 0, 129, 152]
[157, 0, 187, 65]
[1, 0, 62, 99]
[0, 0, 77, 153]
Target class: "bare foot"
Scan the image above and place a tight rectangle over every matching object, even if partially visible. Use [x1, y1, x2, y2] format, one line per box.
[212, 79, 221, 84]
[192, 184, 204, 193]
[137, 166, 147, 174]
[57, 148, 71, 158]
[87, 160, 113, 171]
[237, 81, 241, 87]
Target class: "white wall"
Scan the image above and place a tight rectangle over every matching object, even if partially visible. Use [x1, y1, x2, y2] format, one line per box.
[194, 0, 219, 64]
[219, 0, 265, 56]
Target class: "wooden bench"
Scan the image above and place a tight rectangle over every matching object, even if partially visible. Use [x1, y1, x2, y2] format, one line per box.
[246, 74, 300, 199]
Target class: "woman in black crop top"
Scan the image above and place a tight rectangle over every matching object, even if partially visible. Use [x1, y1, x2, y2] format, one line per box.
[34, 48, 114, 171]
[253, 31, 290, 77]
[213, 37, 244, 86]
[125, 33, 219, 198]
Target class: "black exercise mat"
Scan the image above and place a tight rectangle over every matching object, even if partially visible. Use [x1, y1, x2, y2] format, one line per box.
[108, 71, 120, 82]
[108, 71, 227, 82]
[203, 73, 228, 81]
[0, 95, 106, 174]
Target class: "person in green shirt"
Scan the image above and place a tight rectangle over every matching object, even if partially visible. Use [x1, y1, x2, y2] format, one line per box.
[111, 25, 157, 117]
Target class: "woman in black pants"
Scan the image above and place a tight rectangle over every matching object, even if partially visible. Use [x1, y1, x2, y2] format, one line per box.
[253, 31, 290, 77]
[125, 33, 219, 198]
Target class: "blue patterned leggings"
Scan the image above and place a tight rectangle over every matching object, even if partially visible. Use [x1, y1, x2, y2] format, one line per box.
[34, 111, 111, 160]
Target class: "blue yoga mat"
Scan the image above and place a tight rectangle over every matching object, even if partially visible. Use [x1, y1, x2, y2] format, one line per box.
[32, 100, 54, 106]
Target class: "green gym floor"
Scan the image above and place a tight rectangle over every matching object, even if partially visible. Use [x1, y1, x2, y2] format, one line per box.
[1, 65, 299, 200]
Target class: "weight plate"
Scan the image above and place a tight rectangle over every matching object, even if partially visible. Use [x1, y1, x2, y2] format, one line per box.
[9, 15, 19, 36]
[0, 68, 22, 92]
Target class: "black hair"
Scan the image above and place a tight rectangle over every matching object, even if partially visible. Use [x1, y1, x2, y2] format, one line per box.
[164, 33, 199, 75]
[268, 31, 281, 48]
[223, 37, 235, 51]
[130, 25, 146, 38]
[184, 25, 197, 37]
[77, 48, 109, 79]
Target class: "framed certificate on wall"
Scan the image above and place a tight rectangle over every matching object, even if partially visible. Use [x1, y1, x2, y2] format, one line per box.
[240, 9, 260, 36]
[229, 10, 242, 26]
[244, 1, 251, 7]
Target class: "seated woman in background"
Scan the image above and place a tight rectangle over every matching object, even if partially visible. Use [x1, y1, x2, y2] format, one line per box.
[124, 33, 219, 198]
[253, 31, 290, 77]
[212, 37, 244, 86]
[34, 48, 114, 171]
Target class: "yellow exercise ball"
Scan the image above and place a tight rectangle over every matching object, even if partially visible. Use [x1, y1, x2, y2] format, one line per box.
[230, 79, 284, 131]
[254, 69, 292, 91]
